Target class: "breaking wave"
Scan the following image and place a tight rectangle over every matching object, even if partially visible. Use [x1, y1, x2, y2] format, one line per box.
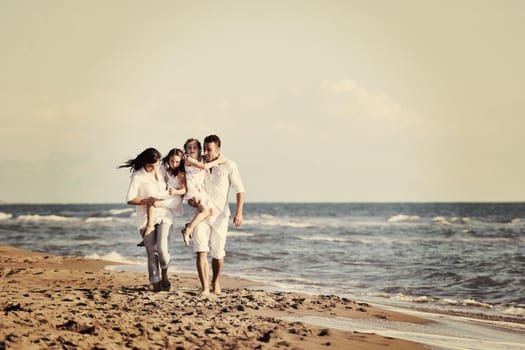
[502, 306, 525, 317]
[441, 298, 493, 308]
[84, 251, 141, 265]
[0, 212, 13, 220]
[296, 235, 349, 242]
[432, 216, 471, 225]
[227, 231, 255, 237]
[387, 215, 420, 223]
[85, 217, 116, 223]
[16, 214, 79, 222]
[108, 208, 134, 216]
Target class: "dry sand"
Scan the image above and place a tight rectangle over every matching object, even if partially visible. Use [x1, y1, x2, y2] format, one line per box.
[0, 245, 430, 349]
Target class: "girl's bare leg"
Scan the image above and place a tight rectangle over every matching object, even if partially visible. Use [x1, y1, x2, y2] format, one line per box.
[138, 205, 155, 247]
[181, 199, 212, 247]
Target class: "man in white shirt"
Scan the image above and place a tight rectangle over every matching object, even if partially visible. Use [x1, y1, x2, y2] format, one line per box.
[192, 135, 245, 296]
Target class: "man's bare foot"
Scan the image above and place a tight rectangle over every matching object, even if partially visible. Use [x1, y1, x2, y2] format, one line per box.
[212, 281, 221, 294]
[198, 289, 210, 298]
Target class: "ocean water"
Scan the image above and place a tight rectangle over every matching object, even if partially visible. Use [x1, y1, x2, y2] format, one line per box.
[0, 202, 524, 320]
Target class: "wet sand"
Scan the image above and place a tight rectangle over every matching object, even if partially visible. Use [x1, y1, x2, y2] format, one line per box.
[0, 245, 429, 349]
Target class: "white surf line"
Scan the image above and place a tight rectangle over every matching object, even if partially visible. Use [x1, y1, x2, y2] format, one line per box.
[280, 314, 525, 350]
[370, 301, 525, 334]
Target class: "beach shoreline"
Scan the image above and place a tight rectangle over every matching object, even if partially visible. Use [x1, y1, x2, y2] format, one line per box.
[1, 244, 430, 349]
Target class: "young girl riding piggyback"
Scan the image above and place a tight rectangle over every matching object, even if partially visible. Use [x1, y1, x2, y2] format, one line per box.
[181, 138, 225, 246]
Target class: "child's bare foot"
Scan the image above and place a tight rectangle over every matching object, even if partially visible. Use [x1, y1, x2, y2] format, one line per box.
[137, 225, 154, 246]
[137, 227, 146, 247]
[144, 224, 154, 235]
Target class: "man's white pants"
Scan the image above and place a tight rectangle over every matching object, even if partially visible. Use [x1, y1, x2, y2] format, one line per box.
[192, 215, 229, 259]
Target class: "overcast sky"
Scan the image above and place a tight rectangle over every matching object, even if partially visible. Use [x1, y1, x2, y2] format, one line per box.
[1, 0, 524, 203]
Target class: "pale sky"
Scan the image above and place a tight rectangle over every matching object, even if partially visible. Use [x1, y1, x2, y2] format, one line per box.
[1, 0, 524, 203]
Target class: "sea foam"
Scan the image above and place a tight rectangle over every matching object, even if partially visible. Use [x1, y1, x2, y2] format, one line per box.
[502, 306, 525, 317]
[296, 235, 349, 242]
[387, 215, 420, 223]
[85, 251, 141, 265]
[0, 212, 13, 220]
[85, 217, 115, 223]
[244, 214, 331, 228]
[391, 293, 435, 303]
[442, 298, 493, 308]
[108, 208, 134, 216]
[16, 214, 78, 222]
[227, 231, 255, 237]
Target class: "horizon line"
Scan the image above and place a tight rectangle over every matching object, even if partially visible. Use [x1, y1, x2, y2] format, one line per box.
[2, 200, 525, 205]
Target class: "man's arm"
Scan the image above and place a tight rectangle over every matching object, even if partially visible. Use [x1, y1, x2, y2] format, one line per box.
[233, 192, 244, 227]
[229, 160, 245, 227]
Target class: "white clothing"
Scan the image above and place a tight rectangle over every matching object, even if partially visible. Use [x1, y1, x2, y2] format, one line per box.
[126, 166, 173, 285]
[184, 163, 213, 210]
[204, 157, 245, 217]
[192, 156, 245, 258]
[126, 167, 172, 229]
[144, 221, 171, 283]
[192, 214, 228, 259]
[158, 164, 184, 217]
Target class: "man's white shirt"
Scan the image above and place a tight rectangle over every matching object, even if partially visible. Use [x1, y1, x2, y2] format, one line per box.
[204, 157, 245, 218]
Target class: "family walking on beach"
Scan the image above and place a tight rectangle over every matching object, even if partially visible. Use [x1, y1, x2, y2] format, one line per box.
[119, 134, 245, 296]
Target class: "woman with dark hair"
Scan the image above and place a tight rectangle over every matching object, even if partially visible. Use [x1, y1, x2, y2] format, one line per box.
[119, 148, 173, 292]
[134, 148, 188, 247]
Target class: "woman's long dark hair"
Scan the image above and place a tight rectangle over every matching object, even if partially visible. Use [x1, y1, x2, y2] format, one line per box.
[162, 148, 185, 176]
[118, 148, 161, 172]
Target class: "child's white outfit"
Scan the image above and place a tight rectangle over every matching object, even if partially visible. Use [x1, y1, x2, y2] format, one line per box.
[184, 162, 212, 210]
[157, 164, 184, 217]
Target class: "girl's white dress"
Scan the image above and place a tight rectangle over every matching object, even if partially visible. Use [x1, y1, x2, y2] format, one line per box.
[155, 164, 184, 217]
[184, 164, 212, 210]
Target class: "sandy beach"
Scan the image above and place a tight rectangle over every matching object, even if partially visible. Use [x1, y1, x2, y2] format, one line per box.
[0, 244, 430, 349]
